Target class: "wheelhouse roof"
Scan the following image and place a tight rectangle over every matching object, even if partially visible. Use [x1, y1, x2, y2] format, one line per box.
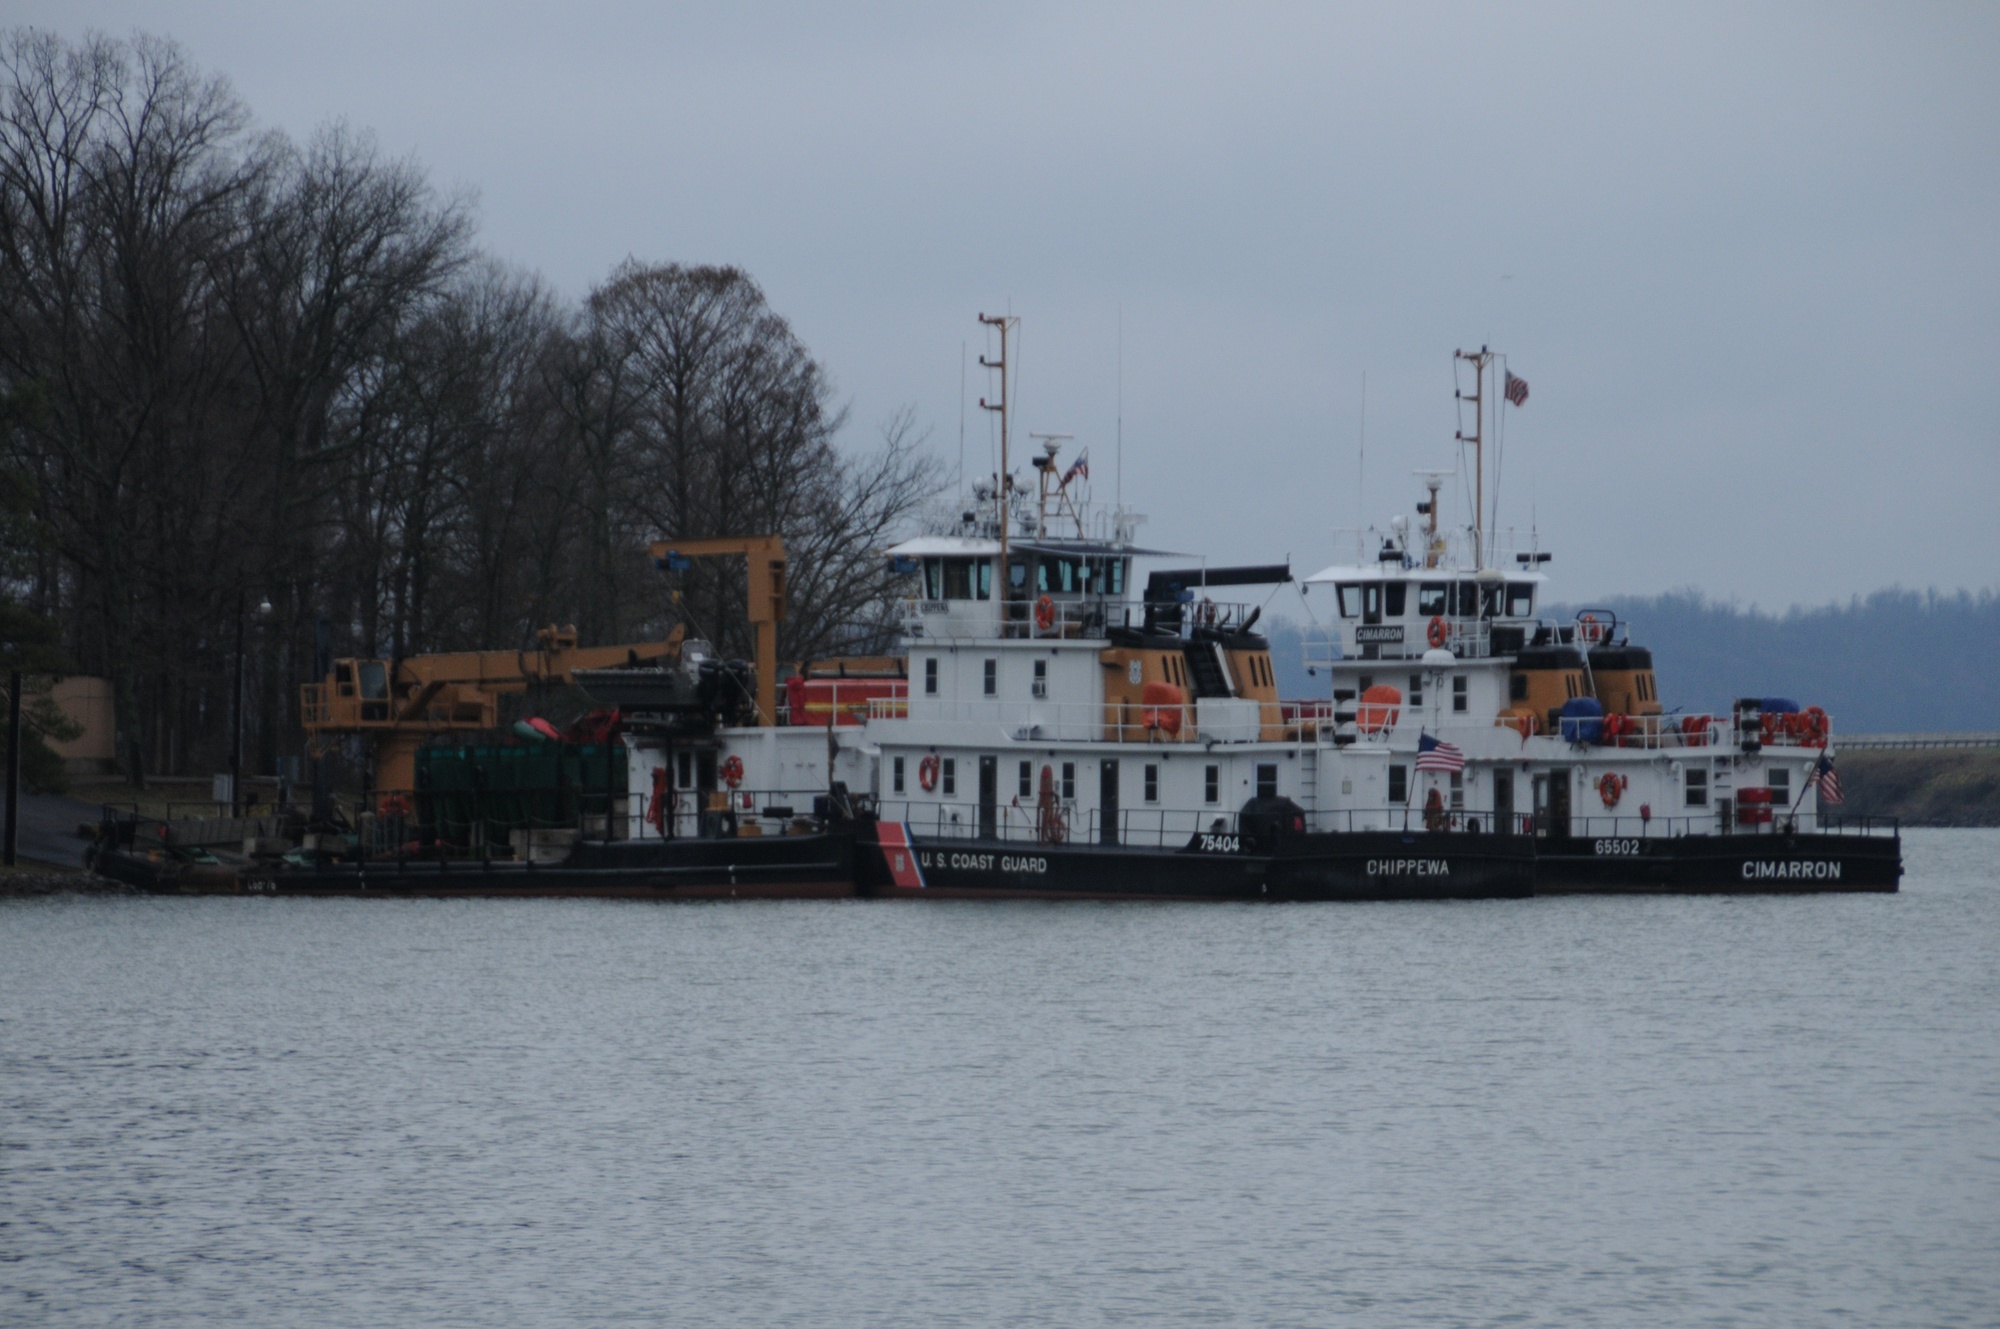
[886, 536, 1178, 558]
[1302, 564, 1549, 585]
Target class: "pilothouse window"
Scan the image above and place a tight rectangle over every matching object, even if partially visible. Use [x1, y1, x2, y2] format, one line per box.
[1506, 583, 1535, 617]
[1336, 584, 1363, 619]
[1418, 583, 1447, 617]
[1384, 583, 1407, 616]
[941, 558, 991, 600]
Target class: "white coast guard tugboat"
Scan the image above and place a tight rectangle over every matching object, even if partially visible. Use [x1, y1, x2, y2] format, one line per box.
[1298, 349, 1899, 893]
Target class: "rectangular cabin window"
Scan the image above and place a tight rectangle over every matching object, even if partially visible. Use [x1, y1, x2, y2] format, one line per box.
[1507, 583, 1535, 617]
[1510, 673, 1528, 702]
[983, 659, 997, 696]
[1409, 673, 1424, 707]
[976, 561, 992, 600]
[892, 756, 906, 794]
[925, 658, 939, 695]
[1685, 768, 1708, 807]
[1453, 676, 1469, 712]
[942, 758, 957, 797]
[1144, 764, 1159, 804]
[1204, 764, 1220, 804]
[1363, 583, 1383, 623]
[1388, 764, 1408, 805]
[1455, 581, 1480, 617]
[1032, 659, 1048, 699]
[358, 661, 389, 700]
[1450, 771, 1465, 810]
[1037, 557, 1082, 594]
[1020, 760, 1033, 797]
[1008, 559, 1029, 592]
[1481, 583, 1504, 618]
[1768, 768, 1790, 801]
[1418, 583, 1447, 617]
[1061, 762, 1076, 800]
[942, 558, 975, 599]
[924, 559, 944, 600]
[1384, 582, 1407, 616]
[1256, 763, 1279, 800]
[1358, 673, 1374, 692]
[1337, 584, 1363, 619]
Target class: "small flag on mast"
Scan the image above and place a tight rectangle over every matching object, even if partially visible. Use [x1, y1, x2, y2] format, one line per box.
[1061, 451, 1089, 486]
[1415, 732, 1465, 773]
[1504, 371, 1529, 407]
[1812, 755, 1843, 805]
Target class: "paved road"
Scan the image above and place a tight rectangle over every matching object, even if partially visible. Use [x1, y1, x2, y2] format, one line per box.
[5, 792, 99, 869]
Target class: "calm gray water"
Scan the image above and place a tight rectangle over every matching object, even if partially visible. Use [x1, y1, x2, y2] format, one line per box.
[3, 831, 1996, 1327]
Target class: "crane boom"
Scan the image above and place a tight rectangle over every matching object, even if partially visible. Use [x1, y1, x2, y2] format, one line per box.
[647, 535, 786, 727]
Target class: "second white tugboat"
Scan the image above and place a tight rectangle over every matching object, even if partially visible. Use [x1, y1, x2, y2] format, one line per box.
[1299, 348, 1899, 892]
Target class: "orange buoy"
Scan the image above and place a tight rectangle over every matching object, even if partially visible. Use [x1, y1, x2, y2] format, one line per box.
[1357, 684, 1402, 736]
[1427, 616, 1449, 649]
[719, 754, 745, 788]
[1141, 681, 1186, 737]
[918, 754, 940, 791]
[1034, 595, 1057, 630]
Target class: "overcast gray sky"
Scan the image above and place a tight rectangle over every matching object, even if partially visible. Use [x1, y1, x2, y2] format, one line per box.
[19, 2, 1998, 608]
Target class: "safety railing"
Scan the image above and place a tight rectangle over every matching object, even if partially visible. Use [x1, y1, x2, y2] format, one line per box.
[900, 595, 1141, 641]
[1528, 812, 1898, 840]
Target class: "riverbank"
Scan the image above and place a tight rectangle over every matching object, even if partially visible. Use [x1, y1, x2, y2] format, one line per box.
[1837, 748, 2000, 826]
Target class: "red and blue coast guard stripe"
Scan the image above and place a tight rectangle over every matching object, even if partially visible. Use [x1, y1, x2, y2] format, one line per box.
[877, 822, 926, 889]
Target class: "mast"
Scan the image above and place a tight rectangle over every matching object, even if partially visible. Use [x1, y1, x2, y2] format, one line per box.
[978, 313, 1017, 579]
[1454, 346, 1492, 567]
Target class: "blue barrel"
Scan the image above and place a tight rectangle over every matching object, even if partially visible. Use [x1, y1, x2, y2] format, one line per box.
[1559, 696, 1605, 744]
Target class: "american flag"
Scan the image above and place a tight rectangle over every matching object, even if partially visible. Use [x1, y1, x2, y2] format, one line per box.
[1062, 452, 1089, 486]
[1415, 732, 1465, 773]
[1504, 370, 1529, 406]
[1813, 754, 1843, 804]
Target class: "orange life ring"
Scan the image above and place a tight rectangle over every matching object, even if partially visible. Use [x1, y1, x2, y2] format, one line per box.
[1426, 616, 1449, 649]
[1801, 705, 1829, 748]
[1578, 613, 1603, 646]
[377, 792, 413, 819]
[1034, 595, 1057, 630]
[719, 754, 745, 789]
[918, 754, 940, 792]
[1597, 771, 1627, 808]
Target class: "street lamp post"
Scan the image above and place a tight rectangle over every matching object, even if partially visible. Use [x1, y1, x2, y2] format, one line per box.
[231, 591, 272, 817]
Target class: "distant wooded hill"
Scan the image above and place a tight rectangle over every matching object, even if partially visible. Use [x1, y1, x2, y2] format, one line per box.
[1265, 589, 2000, 733]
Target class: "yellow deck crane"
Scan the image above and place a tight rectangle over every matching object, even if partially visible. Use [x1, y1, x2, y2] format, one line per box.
[647, 535, 787, 727]
[300, 624, 685, 793]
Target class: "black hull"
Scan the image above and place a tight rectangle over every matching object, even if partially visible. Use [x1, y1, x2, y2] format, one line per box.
[860, 827, 1537, 901]
[91, 833, 856, 899]
[1532, 830, 1902, 893]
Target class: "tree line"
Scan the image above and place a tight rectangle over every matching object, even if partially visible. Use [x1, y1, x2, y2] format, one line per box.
[0, 30, 936, 787]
